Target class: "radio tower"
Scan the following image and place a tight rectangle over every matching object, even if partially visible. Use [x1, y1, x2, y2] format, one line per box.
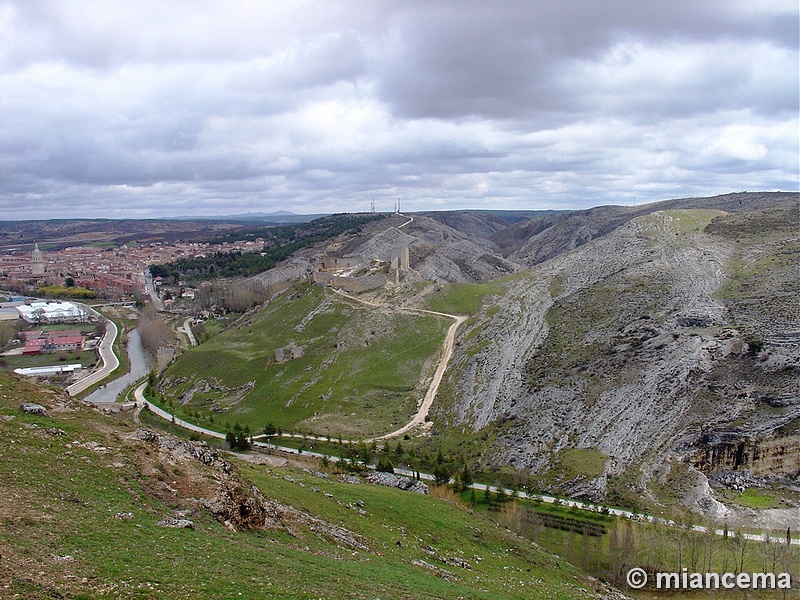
[371, 198, 375, 213]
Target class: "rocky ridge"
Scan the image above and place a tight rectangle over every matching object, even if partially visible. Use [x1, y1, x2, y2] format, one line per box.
[431, 198, 799, 514]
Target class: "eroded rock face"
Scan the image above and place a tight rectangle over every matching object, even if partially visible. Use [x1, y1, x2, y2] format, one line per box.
[130, 428, 368, 551]
[437, 205, 800, 506]
[201, 481, 368, 550]
[689, 433, 800, 479]
[200, 482, 277, 531]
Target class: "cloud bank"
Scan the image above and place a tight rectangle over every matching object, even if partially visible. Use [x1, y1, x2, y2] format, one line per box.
[0, 0, 797, 219]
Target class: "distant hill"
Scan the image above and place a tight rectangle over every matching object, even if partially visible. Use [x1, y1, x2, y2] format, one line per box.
[177, 210, 330, 224]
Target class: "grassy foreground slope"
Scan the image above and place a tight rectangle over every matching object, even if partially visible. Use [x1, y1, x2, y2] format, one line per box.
[159, 281, 449, 437]
[0, 372, 617, 599]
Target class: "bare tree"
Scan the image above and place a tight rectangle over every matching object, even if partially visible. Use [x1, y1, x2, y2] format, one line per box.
[138, 303, 173, 357]
[224, 286, 260, 313]
[0, 321, 18, 348]
[731, 530, 750, 573]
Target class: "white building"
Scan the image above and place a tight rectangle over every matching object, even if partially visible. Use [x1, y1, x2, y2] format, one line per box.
[16, 301, 86, 324]
[14, 364, 83, 377]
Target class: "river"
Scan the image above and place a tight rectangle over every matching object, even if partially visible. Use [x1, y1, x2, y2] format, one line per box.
[84, 328, 154, 404]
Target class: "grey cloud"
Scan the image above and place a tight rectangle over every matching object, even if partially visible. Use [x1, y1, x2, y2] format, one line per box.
[0, 1, 796, 219]
[372, 1, 796, 120]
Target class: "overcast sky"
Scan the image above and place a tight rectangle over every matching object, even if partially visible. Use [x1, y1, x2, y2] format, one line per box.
[0, 1, 797, 220]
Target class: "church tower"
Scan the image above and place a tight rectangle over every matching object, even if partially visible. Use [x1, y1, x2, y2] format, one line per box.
[31, 242, 45, 277]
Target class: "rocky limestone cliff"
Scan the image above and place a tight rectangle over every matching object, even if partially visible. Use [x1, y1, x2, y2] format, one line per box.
[433, 202, 800, 511]
[689, 431, 800, 478]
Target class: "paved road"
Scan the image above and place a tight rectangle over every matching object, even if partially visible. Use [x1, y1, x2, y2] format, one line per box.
[66, 315, 119, 396]
[133, 382, 799, 546]
[135, 382, 224, 438]
[143, 270, 164, 311]
[178, 317, 198, 346]
[397, 214, 414, 228]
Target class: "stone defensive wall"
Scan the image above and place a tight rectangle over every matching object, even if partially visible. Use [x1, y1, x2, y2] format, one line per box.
[321, 256, 362, 270]
[312, 270, 387, 293]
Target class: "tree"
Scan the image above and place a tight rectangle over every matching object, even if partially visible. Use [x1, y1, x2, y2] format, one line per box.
[0, 321, 17, 349]
[496, 485, 510, 504]
[191, 320, 206, 343]
[94, 320, 107, 336]
[31, 307, 46, 324]
[358, 442, 371, 464]
[459, 463, 473, 492]
[376, 457, 395, 473]
[263, 422, 277, 439]
[432, 463, 451, 485]
[747, 336, 765, 355]
[133, 287, 145, 308]
[226, 422, 251, 451]
[138, 303, 173, 357]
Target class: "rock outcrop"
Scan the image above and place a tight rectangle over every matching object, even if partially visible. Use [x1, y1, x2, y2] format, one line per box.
[20, 403, 47, 416]
[367, 471, 429, 494]
[131, 428, 368, 550]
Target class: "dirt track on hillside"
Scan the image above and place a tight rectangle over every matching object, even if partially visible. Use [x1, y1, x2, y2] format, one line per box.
[330, 288, 465, 441]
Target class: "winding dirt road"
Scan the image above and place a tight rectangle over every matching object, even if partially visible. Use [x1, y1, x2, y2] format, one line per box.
[373, 311, 466, 440]
[328, 288, 466, 440]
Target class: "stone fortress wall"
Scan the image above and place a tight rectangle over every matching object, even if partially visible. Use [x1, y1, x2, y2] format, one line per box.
[312, 241, 410, 293]
[312, 270, 387, 293]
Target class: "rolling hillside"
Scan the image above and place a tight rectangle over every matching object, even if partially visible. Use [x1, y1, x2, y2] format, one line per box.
[428, 198, 799, 517]
[158, 281, 451, 438]
[0, 371, 621, 599]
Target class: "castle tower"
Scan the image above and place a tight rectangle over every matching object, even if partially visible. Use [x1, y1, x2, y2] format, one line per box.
[31, 242, 45, 277]
[400, 245, 410, 270]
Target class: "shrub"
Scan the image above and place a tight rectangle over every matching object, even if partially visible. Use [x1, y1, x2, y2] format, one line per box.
[376, 457, 395, 473]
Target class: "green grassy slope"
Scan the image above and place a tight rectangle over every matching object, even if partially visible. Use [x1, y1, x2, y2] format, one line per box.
[424, 279, 509, 316]
[0, 371, 614, 599]
[158, 281, 450, 437]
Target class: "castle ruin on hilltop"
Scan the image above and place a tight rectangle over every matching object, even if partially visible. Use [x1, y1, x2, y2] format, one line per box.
[312, 228, 412, 293]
